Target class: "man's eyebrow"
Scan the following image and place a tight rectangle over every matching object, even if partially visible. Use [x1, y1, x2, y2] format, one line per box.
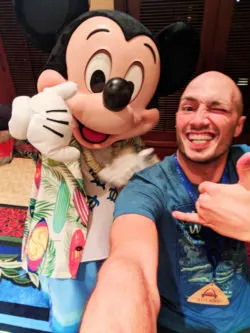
[144, 43, 156, 64]
[210, 101, 227, 107]
[87, 29, 110, 40]
[181, 97, 229, 109]
[180, 96, 197, 102]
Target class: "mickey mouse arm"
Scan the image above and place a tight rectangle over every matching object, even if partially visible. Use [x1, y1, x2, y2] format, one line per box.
[98, 147, 160, 187]
[9, 82, 81, 162]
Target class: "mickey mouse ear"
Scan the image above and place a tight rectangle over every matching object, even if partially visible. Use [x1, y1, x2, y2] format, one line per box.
[12, 0, 89, 52]
[156, 21, 200, 96]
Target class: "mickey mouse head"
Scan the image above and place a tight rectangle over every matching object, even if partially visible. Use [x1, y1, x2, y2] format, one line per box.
[13, 2, 200, 149]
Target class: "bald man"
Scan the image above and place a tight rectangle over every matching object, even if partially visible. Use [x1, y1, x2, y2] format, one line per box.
[172, 72, 250, 242]
[80, 72, 250, 333]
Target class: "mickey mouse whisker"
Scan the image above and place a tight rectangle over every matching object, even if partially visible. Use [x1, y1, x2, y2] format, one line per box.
[46, 109, 68, 113]
[46, 118, 69, 125]
[43, 125, 64, 137]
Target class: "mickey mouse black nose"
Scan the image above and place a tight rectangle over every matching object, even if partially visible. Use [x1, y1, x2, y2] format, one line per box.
[103, 78, 134, 112]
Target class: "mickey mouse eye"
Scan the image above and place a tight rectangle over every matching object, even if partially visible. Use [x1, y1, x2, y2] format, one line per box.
[85, 51, 111, 93]
[124, 62, 144, 100]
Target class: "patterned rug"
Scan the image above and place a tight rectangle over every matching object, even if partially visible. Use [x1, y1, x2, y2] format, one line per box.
[0, 204, 27, 242]
[0, 204, 50, 332]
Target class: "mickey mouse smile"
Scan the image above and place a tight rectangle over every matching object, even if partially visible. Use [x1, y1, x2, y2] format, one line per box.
[78, 121, 110, 144]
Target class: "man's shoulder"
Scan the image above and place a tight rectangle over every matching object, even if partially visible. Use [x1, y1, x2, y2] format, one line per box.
[230, 144, 250, 160]
[135, 154, 173, 181]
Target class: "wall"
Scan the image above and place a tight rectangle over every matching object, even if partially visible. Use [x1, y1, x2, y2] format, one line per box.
[0, 36, 15, 104]
[90, 0, 114, 10]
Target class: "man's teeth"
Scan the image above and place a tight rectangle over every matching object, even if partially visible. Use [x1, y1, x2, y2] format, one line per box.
[188, 134, 213, 143]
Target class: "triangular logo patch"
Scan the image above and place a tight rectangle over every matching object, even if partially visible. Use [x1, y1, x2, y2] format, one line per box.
[188, 283, 229, 306]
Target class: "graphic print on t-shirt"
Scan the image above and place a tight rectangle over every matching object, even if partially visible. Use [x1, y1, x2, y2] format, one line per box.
[175, 204, 246, 301]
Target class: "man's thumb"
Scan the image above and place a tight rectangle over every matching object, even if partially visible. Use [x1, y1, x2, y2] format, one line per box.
[237, 152, 250, 190]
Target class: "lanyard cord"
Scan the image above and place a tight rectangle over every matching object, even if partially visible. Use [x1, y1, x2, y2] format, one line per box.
[173, 154, 229, 274]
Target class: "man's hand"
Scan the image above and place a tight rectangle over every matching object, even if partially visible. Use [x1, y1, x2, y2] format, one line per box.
[172, 153, 250, 241]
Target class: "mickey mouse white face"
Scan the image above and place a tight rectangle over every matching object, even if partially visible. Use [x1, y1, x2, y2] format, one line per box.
[38, 16, 160, 149]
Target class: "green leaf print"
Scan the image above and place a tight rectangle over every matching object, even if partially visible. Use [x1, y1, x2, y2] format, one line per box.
[22, 197, 37, 236]
[23, 216, 32, 236]
[75, 178, 85, 192]
[57, 164, 78, 189]
[64, 230, 71, 256]
[53, 180, 70, 233]
[2, 268, 20, 277]
[0, 257, 40, 287]
[30, 197, 36, 204]
[28, 272, 40, 288]
[68, 203, 81, 224]
[42, 164, 63, 198]
[0, 254, 18, 262]
[42, 163, 64, 182]
[42, 178, 60, 198]
[37, 239, 56, 276]
[12, 276, 33, 285]
[32, 201, 54, 223]
[30, 198, 36, 210]
[0, 260, 22, 269]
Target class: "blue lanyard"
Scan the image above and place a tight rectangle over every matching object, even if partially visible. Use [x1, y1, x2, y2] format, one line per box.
[173, 153, 230, 273]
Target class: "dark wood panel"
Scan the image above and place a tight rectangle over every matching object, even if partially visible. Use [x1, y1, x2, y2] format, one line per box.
[197, 0, 220, 72]
[151, 147, 176, 159]
[139, 0, 205, 132]
[211, 0, 234, 71]
[0, 35, 15, 103]
[222, 0, 250, 134]
[114, 0, 127, 12]
[0, 0, 49, 97]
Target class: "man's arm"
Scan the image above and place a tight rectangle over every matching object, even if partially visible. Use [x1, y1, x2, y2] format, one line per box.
[80, 214, 160, 333]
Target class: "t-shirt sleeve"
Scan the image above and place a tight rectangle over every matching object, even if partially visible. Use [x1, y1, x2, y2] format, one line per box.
[114, 172, 164, 223]
[230, 144, 250, 165]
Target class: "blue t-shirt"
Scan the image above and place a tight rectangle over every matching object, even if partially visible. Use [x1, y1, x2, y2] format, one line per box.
[114, 144, 250, 333]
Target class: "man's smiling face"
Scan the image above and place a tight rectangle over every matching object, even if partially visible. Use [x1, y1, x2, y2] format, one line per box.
[176, 71, 245, 163]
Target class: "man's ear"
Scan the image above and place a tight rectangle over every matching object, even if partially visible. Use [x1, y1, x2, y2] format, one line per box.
[13, 0, 89, 52]
[156, 21, 200, 96]
[234, 116, 247, 138]
[37, 70, 66, 92]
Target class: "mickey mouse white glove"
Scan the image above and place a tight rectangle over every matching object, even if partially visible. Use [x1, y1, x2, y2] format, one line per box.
[9, 82, 80, 162]
[98, 147, 159, 188]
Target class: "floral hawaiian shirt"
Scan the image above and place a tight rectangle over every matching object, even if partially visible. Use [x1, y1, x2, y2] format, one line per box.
[22, 139, 142, 279]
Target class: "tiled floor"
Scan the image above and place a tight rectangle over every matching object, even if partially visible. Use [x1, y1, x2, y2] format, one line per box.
[0, 158, 35, 206]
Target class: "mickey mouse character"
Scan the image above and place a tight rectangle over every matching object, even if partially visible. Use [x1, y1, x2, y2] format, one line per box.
[9, 2, 199, 332]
